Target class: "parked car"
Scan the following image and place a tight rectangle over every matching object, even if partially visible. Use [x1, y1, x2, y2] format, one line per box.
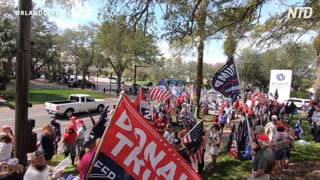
[284, 98, 310, 109]
[44, 94, 105, 117]
[68, 79, 95, 88]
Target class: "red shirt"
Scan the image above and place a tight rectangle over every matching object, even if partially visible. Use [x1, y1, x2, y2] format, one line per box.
[63, 132, 77, 144]
[153, 118, 167, 134]
[234, 100, 239, 108]
[78, 148, 96, 180]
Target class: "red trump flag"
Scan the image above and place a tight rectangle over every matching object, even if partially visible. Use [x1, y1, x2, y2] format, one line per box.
[85, 95, 201, 180]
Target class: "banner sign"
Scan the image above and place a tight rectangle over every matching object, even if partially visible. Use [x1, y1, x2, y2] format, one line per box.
[211, 57, 240, 102]
[85, 95, 200, 180]
[268, 70, 292, 102]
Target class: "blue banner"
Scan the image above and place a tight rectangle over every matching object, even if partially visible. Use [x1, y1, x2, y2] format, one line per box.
[85, 153, 134, 179]
[211, 57, 240, 102]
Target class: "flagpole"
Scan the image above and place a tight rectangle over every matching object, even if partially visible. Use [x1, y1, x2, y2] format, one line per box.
[232, 56, 243, 100]
[139, 86, 142, 114]
[85, 92, 125, 180]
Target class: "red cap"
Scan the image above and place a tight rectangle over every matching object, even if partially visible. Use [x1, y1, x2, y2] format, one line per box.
[68, 123, 76, 130]
[76, 119, 84, 125]
[256, 134, 269, 142]
[70, 116, 77, 122]
[277, 122, 284, 128]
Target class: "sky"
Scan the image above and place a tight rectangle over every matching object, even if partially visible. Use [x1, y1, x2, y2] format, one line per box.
[13, 0, 313, 64]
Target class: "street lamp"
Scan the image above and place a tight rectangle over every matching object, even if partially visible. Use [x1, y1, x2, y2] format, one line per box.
[96, 66, 101, 90]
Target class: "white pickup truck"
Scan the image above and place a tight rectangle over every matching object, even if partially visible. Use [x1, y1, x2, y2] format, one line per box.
[44, 94, 105, 118]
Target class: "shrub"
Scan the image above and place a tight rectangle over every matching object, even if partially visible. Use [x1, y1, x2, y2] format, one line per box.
[0, 71, 9, 90]
[0, 90, 16, 100]
[291, 91, 309, 99]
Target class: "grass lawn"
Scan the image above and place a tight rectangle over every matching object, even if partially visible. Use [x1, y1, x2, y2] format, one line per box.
[51, 154, 79, 177]
[6, 88, 110, 105]
[49, 114, 320, 179]
[202, 114, 320, 179]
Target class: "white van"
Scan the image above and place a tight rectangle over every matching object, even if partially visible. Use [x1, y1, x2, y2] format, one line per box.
[284, 98, 310, 109]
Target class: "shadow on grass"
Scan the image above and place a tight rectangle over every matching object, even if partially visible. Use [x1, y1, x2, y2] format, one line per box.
[203, 153, 251, 180]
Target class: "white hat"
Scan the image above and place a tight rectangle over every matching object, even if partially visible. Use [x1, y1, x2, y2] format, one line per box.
[271, 115, 278, 120]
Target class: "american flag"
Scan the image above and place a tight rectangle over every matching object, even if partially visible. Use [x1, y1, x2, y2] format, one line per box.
[182, 120, 204, 163]
[157, 78, 169, 91]
[294, 118, 304, 139]
[149, 87, 171, 102]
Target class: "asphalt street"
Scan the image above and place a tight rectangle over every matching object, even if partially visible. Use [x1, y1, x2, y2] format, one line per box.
[0, 96, 120, 154]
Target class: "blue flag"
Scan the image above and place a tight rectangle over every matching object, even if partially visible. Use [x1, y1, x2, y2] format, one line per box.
[157, 78, 169, 91]
[211, 57, 240, 102]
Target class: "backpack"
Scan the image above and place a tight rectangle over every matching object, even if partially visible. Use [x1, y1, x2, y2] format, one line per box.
[276, 132, 290, 150]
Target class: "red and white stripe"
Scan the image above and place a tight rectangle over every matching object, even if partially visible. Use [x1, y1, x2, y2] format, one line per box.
[190, 146, 204, 163]
[149, 87, 171, 102]
[228, 139, 238, 158]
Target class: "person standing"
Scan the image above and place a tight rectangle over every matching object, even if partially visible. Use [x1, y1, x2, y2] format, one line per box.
[75, 119, 86, 158]
[311, 104, 320, 142]
[163, 123, 175, 144]
[209, 124, 221, 170]
[23, 150, 62, 180]
[197, 131, 207, 176]
[289, 102, 297, 118]
[0, 133, 13, 162]
[219, 111, 227, 134]
[1, 125, 14, 145]
[265, 115, 278, 142]
[62, 124, 77, 165]
[50, 117, 61, 156]
[249, 134, 274, 180]
[37, 125, 55, 165]
[177, 123, 191, 139]
[78, 139, 97, 180]
[153, 113, 167, 135]
[272, 122, 293, 175]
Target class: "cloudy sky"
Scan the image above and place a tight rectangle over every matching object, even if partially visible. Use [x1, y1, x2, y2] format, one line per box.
[13, 0, 313, 64]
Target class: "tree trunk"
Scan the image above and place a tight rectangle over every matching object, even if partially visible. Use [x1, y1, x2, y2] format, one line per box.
[315, 52, 320, 103]
[195, 1, 207, 118]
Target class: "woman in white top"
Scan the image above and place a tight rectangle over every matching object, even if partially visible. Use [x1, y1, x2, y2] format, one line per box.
[76, 120, 86, 157]
[163, 124, 175, 144]
[0, 133, 12, 162]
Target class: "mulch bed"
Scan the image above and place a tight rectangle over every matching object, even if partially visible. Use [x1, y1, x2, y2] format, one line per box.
[271, 161, 320, 180]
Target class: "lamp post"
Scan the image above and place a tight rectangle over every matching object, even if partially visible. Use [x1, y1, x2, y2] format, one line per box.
[15, 0, 32, 166]
[134, 65, 152, 85]
[96, 66, 101, 90]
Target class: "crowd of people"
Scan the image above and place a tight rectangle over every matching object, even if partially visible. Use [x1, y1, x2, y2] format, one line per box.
[1, 88, 320, 179]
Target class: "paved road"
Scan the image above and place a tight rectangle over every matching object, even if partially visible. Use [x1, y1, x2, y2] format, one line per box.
[0, 97, 121, 154]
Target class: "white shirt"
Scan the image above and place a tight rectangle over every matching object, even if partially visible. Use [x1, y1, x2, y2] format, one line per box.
[265, 122, 277, 141]
[0, 142, 12, 162]
[163, 131, 175, 144]
[24, 165, 50, 180]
